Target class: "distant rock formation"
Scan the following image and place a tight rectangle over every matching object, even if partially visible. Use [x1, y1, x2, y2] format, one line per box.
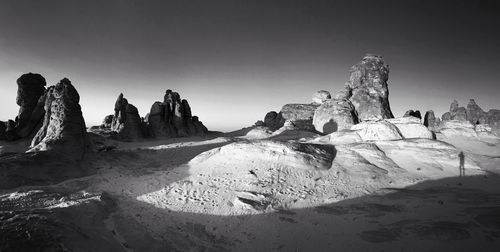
[29, 78, 88, 160]
[313, 98, 358, 134]
[311, 90, 331, 104]
[423, 110, 440, 131]
[146, 90, 207, 138]
[441, 99, 500, 126]
[403, 110, 422, 119]
[344, 54, 394, 121]
[442, 100, 467, 121]
[466, 99, 486, 124]
[110, 93, 147, 140]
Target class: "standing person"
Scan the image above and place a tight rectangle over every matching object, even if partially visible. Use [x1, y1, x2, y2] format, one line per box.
[459, 151, 465, 177]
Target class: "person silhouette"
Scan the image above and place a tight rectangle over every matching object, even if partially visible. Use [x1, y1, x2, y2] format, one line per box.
[458, 151, 465, 176]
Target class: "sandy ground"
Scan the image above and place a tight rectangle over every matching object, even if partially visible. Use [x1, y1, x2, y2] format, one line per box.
[1, 130, 500, 251]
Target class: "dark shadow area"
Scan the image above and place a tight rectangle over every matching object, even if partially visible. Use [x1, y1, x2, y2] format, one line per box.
[2, 169, 500, 251]
[322, 119, 338, 134]
[0, 135, 233, 191]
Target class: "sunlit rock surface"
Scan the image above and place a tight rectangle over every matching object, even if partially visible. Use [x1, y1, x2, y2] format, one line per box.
[345, 54, 394, 121]
[28, 78, 88, 160]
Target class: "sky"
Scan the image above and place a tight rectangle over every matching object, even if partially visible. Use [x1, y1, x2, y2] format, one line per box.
[0, 0, 499, 131]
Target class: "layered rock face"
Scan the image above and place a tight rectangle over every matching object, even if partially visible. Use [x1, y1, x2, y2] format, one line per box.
[313, 98, 358, 134]
[29, 78, 88, 160]
[345, 54, 394, 121]
[321, 117, 433, 143]
[146, 90, 207, 138]
[441, 99, 500, 126]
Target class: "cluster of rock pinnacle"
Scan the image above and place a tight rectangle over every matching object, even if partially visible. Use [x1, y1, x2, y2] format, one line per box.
[100, 90, 207, 140]
[0, 73, 208, 160]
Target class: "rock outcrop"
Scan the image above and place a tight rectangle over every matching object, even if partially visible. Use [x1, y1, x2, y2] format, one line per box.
[0, 73, 48, 141]
[5, 120, 18, 141]
[279, 104, 319, 130]
[14, 73, 47, 138]
[258, 54, 396, 134]
[441, 99, 500, 127]
[110, 93, 147, 140]
[466, 99, 486, 124]
[488, 110, 500, 126]
[311, 90, 331, 104]
[351, 120, 403, 141]
[146, 90, 207, 138]
[344, 54, 394, 121]
[313, 98, 358, 134]
[28, 78, 88, 160]
[263, 111, 284, 130]
[438, 120, 478, 138]
[441, 100, 467, 121]
[403, 110, 421, 119]
[328, 117, 434, 142]
[0, 121, 5, 140]
[386, 117, 433, 139]
[423, 110, 440, 131]
[102, 115, 114, 128]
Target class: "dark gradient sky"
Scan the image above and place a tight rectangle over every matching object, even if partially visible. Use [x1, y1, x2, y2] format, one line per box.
[1, 0, 499, 131]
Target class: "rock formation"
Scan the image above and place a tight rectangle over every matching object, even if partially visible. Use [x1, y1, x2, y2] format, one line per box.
[28, 78, 88, 160]
[4, 120, 18, 141]
[0, 121, 5, 140]
[313, 98, 358, 134]
[466, 99, 486, 124]
[0, 73, 48, 141]
[109, 93, 147, 140]
[423, 110, 440, 131]
[403, 110, 422, 119]
[487, 110, 500, 126]
[279, 104, 319, 130]
[263, 111, 284, 130]
[441, 99, 500, 126]
[344, 54, 394, 121]
[442, 100, 467, 121]
[351, 120, 403, 141]
[14, 73, 47, 138]
[311, 90, 331, 104]
[385, 117, 434, 139]
[102, 115, 114, 128]
[146, 90, 207, 138]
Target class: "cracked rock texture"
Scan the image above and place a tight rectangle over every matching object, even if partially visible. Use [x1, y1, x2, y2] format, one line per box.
[29, 78, 88, 160]
[345, 54, 394, 121]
